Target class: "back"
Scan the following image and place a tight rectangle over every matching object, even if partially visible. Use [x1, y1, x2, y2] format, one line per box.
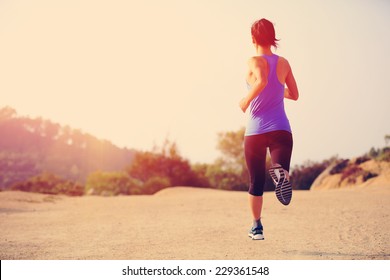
[245, 54, 291, 136]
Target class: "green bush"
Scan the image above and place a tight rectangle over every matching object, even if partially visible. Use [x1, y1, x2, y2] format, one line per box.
[205, 165, 244, 191]
[377, 147, 390, 162]
[367, 147, 390, 162]
[10, 172, 84, 196]
[85, 171, 142, 196]
[127, 140, 210, 189]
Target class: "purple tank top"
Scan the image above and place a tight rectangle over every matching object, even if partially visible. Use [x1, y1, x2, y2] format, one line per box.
[245, 54, 291, 136]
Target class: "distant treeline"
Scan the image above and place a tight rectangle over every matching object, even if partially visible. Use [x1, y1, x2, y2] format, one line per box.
[0, 106, 135, 190]
[2, 106, 389, 196]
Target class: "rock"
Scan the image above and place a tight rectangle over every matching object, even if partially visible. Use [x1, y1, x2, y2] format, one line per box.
[311, 159, 390, 190]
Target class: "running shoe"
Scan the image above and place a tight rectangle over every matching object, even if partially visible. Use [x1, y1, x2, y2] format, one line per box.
[248, 226, 264, 240]
[269, 165, 292, 206]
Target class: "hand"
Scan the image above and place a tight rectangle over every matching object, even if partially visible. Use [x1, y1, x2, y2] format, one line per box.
[239, 98, 249, 113]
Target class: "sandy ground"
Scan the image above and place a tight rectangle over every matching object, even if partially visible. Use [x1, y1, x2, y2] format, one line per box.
[1, 186, 389, 260]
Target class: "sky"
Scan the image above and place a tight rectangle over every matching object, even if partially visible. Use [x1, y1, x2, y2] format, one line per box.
[1, 0, 389, 166]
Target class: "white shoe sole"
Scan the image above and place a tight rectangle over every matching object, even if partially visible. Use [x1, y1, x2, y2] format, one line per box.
[248, 232, 264, 240]
[269, 166, 292, 206]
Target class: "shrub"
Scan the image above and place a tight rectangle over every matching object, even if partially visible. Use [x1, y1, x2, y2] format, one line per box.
[340, 165, 362, 184]
[127, 142, 205, 187]
[340, 165, 378, 184]
[142, 176, 171, 194]
[290, 158, 334, 190]
[354, 155, 370, 165]
[329, 159, 349, 175]
[10, 172, 84, 196]
[367, 147, 390, 162]
[377, 147, 390, 162]
[85, 171, 142, 196]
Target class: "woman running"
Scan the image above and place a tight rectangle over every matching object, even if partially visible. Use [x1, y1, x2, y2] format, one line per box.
[239, 18, 299, 240]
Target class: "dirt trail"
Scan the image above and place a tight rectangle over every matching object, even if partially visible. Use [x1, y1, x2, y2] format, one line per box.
[1, 186, 389, 259]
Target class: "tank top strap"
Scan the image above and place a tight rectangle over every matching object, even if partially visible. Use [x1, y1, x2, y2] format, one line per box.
[262, 54, 278, 81]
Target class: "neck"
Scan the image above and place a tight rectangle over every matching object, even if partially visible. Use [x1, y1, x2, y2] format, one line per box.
[255, 44, 273, 56]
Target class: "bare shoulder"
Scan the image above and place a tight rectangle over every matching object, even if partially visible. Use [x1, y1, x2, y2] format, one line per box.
[248, 56, 267, 69]
[277, 56, 291, 69]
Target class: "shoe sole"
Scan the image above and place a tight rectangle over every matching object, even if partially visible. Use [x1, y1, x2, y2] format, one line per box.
[248, 233, 264, 240]
[269, 166, 292, 206]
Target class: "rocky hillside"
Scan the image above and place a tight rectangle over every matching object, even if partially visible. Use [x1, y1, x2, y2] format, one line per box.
[311, 157, 390, 190]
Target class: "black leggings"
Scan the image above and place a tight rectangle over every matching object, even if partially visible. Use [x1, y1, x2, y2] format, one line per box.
[244, 130, 293, 196]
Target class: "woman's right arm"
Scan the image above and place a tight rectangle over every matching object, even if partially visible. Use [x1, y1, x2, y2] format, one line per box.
[284, 60, 299, 101]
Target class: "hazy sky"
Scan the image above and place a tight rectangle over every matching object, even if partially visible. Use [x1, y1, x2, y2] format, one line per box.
[1, 0, 389, 166]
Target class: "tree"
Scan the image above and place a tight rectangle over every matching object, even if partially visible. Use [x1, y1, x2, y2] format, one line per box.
[205, 127, 249, 191]
[0, 106, 17, 121]
[0, 107, 135, 190]
[205, 158, 246, 191]
[143, 176, 171, 195]
[127, 139, 206, 188]
[385, 135, 390, 146]
[216, 127, 246, 171]
[191, 163, 211, 187]
[209, 127, 276, 192]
